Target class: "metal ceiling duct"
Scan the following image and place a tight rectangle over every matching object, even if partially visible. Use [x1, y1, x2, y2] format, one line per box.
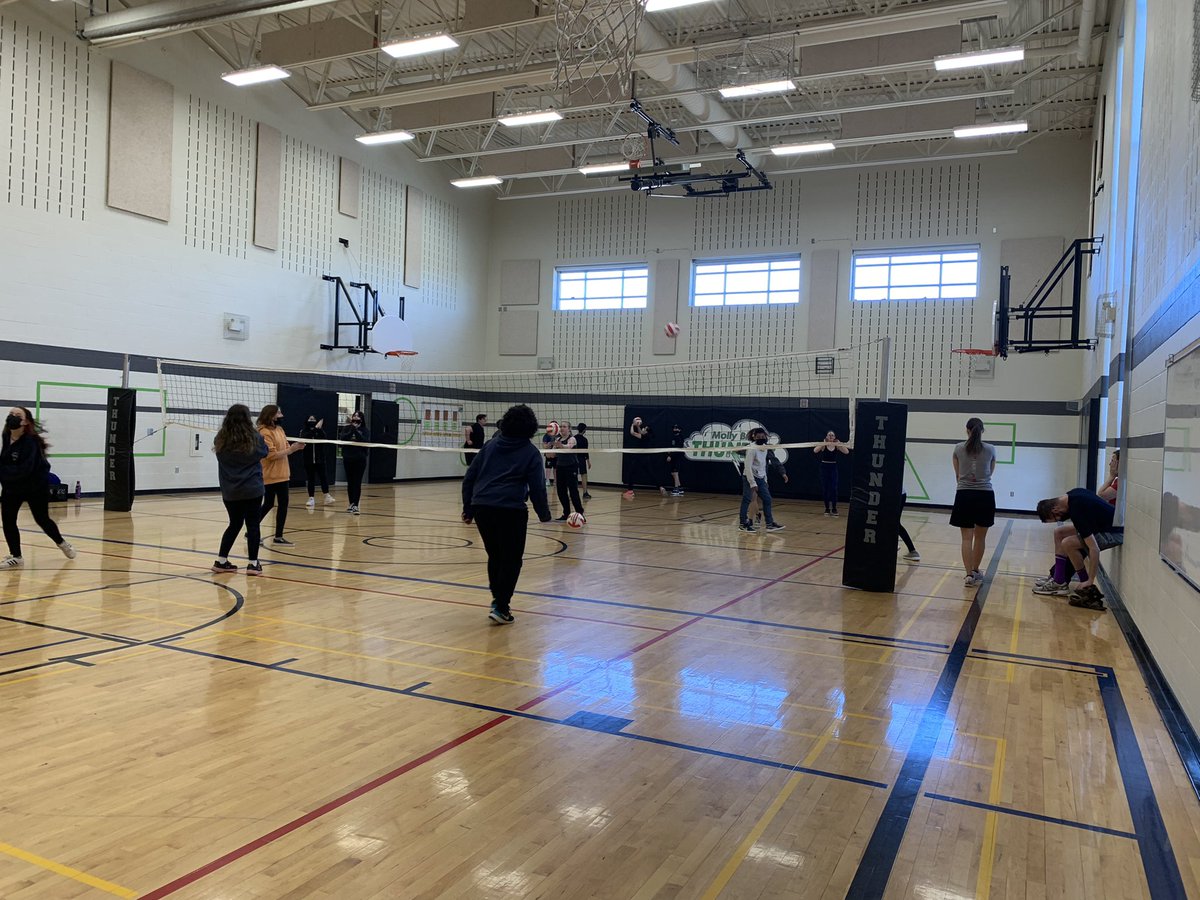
[81, 0, 344, 47]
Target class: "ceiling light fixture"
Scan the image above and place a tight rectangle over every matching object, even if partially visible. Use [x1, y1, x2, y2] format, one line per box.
[934, 46, 1024, 71]
[380, 33, 459, 59]
[719, 79, 796, 99]
[953, 121, 1028, 138]
[355, 129, 416, 145]
[771, 141, 836, 155]
[452, 175, 503, 188]
[578, 162, 631, 175]
[498, 110, 563, 127]
[221, 65, 290, 86]
[645, 0, 718, 10]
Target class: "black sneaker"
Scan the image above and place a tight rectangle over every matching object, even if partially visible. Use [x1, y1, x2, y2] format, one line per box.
[212, 560, 237, 573]
[556, 514, 569, 521]
[273, 537, 295, 547]
[582, 492, 592, 499]
[738, 522, 756, 533]
[488, 607, 515, 625]
[246, 562, 263, 576]
[765, 522, 786, 532]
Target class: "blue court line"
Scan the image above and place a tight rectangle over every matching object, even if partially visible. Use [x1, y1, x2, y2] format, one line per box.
[0, 637, 86, 658]
[0, 575, 179, 607]
[969, 646, 1104, 672]
[268, 657, 299, 668]
[1096, 665, 1187, 898]
[153, 641, 887, 788]
[923, 793, 1137, 840]
[61, 533, 949, 650]
[845, 519, 1013, 899]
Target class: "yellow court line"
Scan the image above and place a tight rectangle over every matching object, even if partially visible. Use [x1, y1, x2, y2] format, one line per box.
[700, 719, 841, 900]
[0, 840, 136, 898]
[0, 668, 73, 689]
[39, 598, 199, 631]
[974, 737, 1008, 900]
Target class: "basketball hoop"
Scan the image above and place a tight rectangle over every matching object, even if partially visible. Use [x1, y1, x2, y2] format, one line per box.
[951, 348, 997, 357]
[383, 350, 418, 358]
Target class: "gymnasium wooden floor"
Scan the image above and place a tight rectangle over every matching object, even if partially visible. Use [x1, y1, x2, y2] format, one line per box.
[1, 482, 1199, 899]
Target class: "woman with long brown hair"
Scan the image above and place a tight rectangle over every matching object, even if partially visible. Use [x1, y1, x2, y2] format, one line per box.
[950, 417, 996, 588]
[212, 404, 269, 574]
[1, 406, 74, 567]
[257, 404, 304, 546]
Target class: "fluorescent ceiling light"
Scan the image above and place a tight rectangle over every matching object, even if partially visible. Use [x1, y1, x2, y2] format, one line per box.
[953, 121, 1028, 138]
[380, 33, 458, 59]
[771, 141, 836, 156]
[355, 129, 415, 145]
[719, 79, 796, 99]
[452, 176, 503, 188]
[498, 110, 563, 127]
[578, 162, 631, 175]
[645, 0, 718, 10]
[935, 46, 1024, 71]
[222, 65, 289, 86]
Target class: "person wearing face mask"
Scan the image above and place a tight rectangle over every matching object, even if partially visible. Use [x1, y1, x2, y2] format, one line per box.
[256, 404, 305, 546]
[552, 421, 584, 521]
[661, 423, 685, 497]
[1, 407, 75, 567]
[339, 411, 370, 514]
[812, 429, 850, 516]
[738, 426, 785, 533]
[300, 416, 335, 509]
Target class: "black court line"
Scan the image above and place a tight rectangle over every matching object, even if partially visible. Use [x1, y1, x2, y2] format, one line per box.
[0, 637, 87, 658]
[924, 793, 1138, 840]
[845, 519, 1013, 899]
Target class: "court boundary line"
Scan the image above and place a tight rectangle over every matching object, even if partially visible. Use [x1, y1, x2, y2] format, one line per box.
[922, 793, 1137, 839]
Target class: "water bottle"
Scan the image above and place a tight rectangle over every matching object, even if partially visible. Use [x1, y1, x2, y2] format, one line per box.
[74, 480, 81, 500]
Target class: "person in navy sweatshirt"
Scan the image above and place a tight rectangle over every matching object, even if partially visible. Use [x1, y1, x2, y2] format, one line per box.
[1, 406, 74, 567]
[462, 404, 552, 624]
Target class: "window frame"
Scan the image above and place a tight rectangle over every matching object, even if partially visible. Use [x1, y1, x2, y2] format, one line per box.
[850, 245, 981, 303]
[688, 254, 802, 308]
[553, 263, 650, 312]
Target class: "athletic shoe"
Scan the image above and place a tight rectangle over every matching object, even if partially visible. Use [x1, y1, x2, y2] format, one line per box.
[831, 510, 840, 517]
[1032, 579, 1069, 596]
[765, 523, 786, 532]
[212, 560, 237, 573]
[351, 505, 360, 516]
[0, 556, 22, 568]
[488, 607, 515, 625]
[305, 497, 316, 509]
[583, 492, 592, 499]
[556, 514, 569, 521]
[903, 551, 921, 561]
[622, 490, 634, 500]
[672, 489, 684, 496]
[246, 562, 263, 576]
[58, 541, 76, 559]
[273, 537, 295, 547]
[823, 511, 832, 517]
[738, 522, 756, 533]
[964, 573, 979, 588]
[1069, 585, 1106, 611]
[973, 569, 984, 582]
[324, 494, 335, 505]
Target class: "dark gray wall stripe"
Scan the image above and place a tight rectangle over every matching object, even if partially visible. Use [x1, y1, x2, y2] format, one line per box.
[1131, 259, 1200, 369]
[897, 398, 1079, 416]
[1126, 432, 1165, 449]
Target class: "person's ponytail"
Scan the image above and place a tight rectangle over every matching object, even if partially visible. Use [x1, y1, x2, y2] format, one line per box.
[965, 417, 984, 456]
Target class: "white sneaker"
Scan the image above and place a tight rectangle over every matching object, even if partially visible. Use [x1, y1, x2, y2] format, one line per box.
[903, 550, 920, 561]
[350, 505, 360, 516]
[324, 494, 335, 505]
[305, 497, 316, 509]
[1033, 579, 1069, 596]
[58, 541, 77, 559]
[1, 555, 23, 568]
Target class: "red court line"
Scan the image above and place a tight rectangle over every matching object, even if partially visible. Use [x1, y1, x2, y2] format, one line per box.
[136, 717, 510, 900]
[139, 542, 842, 896]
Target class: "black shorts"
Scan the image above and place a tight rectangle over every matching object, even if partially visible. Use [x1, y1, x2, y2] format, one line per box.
[545, 457, 557, 469]
[950, 489, 995, 528]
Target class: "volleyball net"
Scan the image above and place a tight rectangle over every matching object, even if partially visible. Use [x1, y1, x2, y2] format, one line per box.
[157, 342, 882, 459]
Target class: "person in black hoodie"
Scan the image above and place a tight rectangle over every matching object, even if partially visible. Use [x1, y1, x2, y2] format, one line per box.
[462, 404, 552, 624]
[300, 416, 335, 509]
[212, 403, 269, 575]
[1, 406, 74, 567]
[339, 411, 370, 515]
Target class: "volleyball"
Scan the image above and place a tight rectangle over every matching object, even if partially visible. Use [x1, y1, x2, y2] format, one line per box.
[546, 421, 559, 436]
[664, 322, 680, 338]
[567, 512, 586, 528]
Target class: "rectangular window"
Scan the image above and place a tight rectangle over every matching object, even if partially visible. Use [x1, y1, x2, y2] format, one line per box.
[851, 247, 980, 301]
[555, 265, 648, 311]
[690, 256, 801, 307]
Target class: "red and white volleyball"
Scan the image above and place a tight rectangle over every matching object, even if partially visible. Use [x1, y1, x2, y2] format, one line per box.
[546, 421, 560, 436]
[567, 512, 586, 528]
[664, 322, 681, 338]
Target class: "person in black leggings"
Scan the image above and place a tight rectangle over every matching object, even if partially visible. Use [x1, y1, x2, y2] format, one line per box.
[339, 411, 370, 514]
[300, 416, 334, 508]
[898, 491, 920, 561]
[1, 406, 74, 568]
[212, 404, 269, 574]
[812, 430, 849, 516]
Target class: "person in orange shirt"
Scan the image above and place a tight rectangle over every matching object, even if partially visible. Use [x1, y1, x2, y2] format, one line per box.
[257, 404, 304, 547]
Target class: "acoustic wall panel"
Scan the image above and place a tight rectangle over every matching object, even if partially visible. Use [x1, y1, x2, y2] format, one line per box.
[556, 192, 646, 259]
[0, 11, 92, 219]
[425, 194, 460, 308]
[500, 259, 541, 306]
[279, 134, 336, 274]
[253, 122, 281, 250]
[499, 308, 538, 355]
[855, 163, 980, 241]
[651, 259, 680, 355]
[107, 62, 173, 222]
[404, 185, 424, 288]
[338, 157, 360, 218]
[807, 248, 840, 350]
[184, 96, 253, 257]
[552, 310, 642, 368]
[693, 178, 802, 252]
[360, 168, 405, 304]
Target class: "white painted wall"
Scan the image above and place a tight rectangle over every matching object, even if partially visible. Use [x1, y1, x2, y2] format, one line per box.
[0, 4, 491, 491]
[484, 138, 1091, 504]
